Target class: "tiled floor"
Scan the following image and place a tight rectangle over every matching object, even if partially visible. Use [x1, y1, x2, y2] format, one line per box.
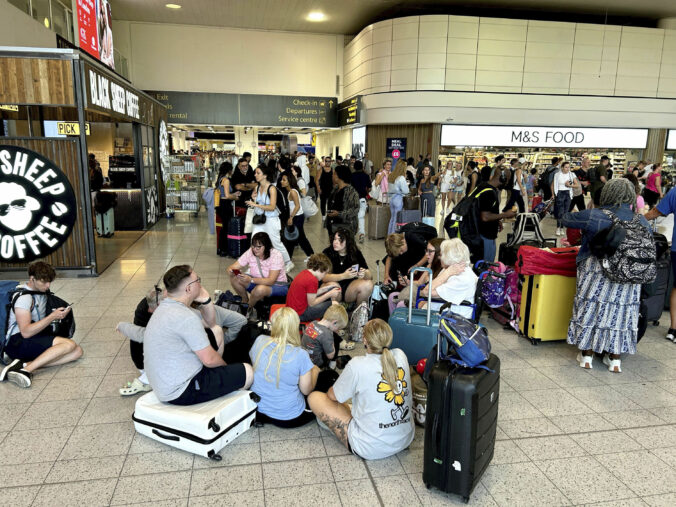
[2, 204, 676, 506]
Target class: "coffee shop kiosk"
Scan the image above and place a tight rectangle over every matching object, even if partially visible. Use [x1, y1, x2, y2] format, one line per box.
[0, 47, 168, 275]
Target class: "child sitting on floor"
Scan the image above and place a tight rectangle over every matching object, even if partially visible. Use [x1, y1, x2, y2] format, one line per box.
[301, 304, 348, 369]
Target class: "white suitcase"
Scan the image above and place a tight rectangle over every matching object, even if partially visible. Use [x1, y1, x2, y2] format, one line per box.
[132, 389, 259, 460]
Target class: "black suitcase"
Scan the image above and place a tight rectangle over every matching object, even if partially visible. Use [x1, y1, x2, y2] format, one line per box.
[226, 216, 249, 258]
[423, 353, 500, 502]
[638, 235, 671, 340]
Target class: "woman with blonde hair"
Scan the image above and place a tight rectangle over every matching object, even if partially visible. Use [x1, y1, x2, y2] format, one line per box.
[308, 319, 414, 460]
[386, 158, 410, 234]
[250, 307, 319, 427]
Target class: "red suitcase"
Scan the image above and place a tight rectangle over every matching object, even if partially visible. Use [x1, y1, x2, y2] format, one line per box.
[515, 246, 578, 277]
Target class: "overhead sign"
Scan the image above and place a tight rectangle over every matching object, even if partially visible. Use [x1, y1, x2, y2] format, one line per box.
[0, 105, 19, 112]
[441, 125, 649, 149]
[338, 97, 361, 127]
[386, 138, 407, 164]
[85, 63, 142, 123]
[76, 0, 115, 69]
[667, 130, 676, 150]
[57, 122, 90, 136]
[146, 90, 338, 128]
[0, 146, 77, 262]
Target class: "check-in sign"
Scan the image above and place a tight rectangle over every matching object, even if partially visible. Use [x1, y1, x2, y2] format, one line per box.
[57, 122, 90, 136]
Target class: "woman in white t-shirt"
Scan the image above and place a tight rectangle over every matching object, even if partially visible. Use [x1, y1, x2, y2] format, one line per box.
[552, 161, 580, 236]
[419, 239, 478, 319]
[439, 161, 454, 211]
[308, 319, 414, 460]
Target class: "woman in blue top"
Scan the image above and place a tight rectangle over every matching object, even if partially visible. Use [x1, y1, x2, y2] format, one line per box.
[560, 179, 651, 373]
[387, 159, 410, 235]
[250, 307, 319, 427]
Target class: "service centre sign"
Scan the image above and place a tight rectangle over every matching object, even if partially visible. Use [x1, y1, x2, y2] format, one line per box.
[0, 146, 77, 262]
[441, 125, 649, 149]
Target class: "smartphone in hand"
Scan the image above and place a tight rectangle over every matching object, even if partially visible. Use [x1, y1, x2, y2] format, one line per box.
[231, 269, 241, 276]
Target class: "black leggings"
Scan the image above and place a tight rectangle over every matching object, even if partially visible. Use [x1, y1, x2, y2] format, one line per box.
[320, 193, 330, 216]
[569, 194, 586, 212]
[282, 214, 314, 257]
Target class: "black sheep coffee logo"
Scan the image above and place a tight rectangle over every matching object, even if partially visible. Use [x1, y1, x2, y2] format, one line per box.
[0, 146, 77, 262]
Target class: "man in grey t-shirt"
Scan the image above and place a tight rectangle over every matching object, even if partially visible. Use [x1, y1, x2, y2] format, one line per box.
[143, 265, 253, 405]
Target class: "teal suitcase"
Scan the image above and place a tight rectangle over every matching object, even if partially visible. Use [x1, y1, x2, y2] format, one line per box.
[389, 267, 441, 365]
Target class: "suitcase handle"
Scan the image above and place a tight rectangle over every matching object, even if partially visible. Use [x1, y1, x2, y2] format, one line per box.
[408, 267, 433, 325]
[152, 429, 179, 441]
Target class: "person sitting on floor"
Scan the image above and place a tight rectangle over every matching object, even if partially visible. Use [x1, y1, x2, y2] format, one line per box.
[250, 307, 320, 428]
[286, 253, 342, 321]
[321, 228, 374, 307]
[419, 239, 478, 318]
[227, 232, 288, 318]
[301, 304, 349, 369]
[308, 319, 415, 460]
[1, 262, 83, 388]
[143, 265, 253, 405]
[116, 284, 247, 396]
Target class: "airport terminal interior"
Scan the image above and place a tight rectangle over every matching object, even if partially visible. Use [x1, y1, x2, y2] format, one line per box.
[3, 0, 676, 506]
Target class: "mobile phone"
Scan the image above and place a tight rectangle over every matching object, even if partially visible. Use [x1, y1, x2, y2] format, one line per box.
[231, 269, 241, 276]
[351, 264, 359, 272]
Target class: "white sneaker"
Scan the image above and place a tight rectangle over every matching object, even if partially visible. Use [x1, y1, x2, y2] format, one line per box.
[577, 352, 593, 369]
[603, 355, 622, 373]
[285, 261, 295, 273]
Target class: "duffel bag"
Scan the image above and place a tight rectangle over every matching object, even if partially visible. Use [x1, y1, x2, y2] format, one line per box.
[516, 245, 578, 277]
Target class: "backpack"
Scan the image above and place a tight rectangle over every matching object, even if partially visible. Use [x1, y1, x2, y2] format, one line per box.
[267, 185, 290, 224]
[0, 281, 20, 360]
[593, 210, 657, 284]
[444, 185, 496, 256]
[397, 222, 437, 241]
[587, 166, 598, 184]
[348, 302, 369, 342]
[506, 212, 545, 247]
[437, 311, 492, 369]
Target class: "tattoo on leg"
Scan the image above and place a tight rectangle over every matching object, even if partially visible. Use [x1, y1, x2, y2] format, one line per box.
[319, 413, 349, 447]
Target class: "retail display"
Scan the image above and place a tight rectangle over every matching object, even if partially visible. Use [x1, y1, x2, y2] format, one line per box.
[165, 155, 203, 213]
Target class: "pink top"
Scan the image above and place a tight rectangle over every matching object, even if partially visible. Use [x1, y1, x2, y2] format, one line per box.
[379, 171, 389, 199]
[237, 248, 287, 283]
[646, 172, 660, 193]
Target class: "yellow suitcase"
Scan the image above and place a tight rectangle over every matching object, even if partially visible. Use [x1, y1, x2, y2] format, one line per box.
[519, 274, 576, 343]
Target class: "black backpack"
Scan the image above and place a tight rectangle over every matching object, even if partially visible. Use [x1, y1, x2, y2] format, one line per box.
[444, 185, 496, 257]
[398, 222, 437, 241]
[266, 185, 289, 224]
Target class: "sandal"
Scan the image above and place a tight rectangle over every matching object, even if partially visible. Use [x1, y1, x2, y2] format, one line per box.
[340, 340, 356, 351]
[119, 378, 152, 396]
[576, 352, 593, 369]
[603, 355, 622, 373]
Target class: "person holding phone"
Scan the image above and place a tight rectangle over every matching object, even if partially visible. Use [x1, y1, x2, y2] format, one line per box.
[227, 232, 288, 317]
[553, 161, 580, 236]
[321, 228, 373, 307]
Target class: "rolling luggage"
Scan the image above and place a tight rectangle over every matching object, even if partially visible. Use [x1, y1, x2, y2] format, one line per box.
[519, 274, 576, 343]
[368, 204, 390, 239]
[499, 239, 556, 267]
[404, 195, 420, 210]
[396, 209, 422, 230]
[507, 213, 545, 246]
[226, 215, 249, 258]
[640, 234, 671, 326]
[516, 246, 578, 277]
[96, 208, 115, 237]
[423, 352, 500, 502]
[389, 267, 441, 365]
[133, 390, 259, 460]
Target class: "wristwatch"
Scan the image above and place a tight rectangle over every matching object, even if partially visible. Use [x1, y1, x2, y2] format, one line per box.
[196, 297, 212, 306]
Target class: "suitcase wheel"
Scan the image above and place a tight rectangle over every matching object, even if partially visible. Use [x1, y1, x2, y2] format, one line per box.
[207, 450, 222, 461]
[530, 338, 539, 346]
[463, 496, 470, 504]
[250, 392, 261, 403]
[425, 483, 431, 490]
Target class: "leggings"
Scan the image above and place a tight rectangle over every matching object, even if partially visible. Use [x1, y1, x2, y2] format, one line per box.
[282, 214, 314, 257]
[569, 194, 586, 212]
[320, 193, 330, 216]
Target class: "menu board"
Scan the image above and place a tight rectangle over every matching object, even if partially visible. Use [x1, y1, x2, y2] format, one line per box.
[76, 0, 115, 69]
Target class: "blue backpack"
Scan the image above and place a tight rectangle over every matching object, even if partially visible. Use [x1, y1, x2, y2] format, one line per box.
[0, 280, 20, 362]
[437, 311, 492, 370]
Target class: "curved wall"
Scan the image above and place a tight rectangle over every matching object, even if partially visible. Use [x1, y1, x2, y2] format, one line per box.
[344, 15, 676, 100]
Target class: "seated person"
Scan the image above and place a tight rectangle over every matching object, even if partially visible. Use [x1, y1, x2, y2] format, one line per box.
[301, 304, 348, 368]
[384, 231, 428, 286]
[250, 307, 319, 428]
[143, 265, 253, 405]
[321, 228, 374, 307]
[419, 239, 478, 318]
[308, 319, 415, 460]
[389, 237, 444, 313]
[1, 262, 83, 389]
[228, 232, 288, 317]
[117, 285, 247, 396]
[286, 253, 342, 321]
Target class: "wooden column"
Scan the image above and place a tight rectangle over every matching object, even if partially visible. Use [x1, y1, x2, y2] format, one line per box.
[645, 128, 667, 164]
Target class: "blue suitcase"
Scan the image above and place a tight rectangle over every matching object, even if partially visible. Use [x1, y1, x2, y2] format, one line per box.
[227, 215, 249, 258]
[389, 267, 441, 365]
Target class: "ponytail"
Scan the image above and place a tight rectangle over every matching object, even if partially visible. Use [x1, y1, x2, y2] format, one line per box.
[363, 319, 398, 391]
[253, 307, 301, 387]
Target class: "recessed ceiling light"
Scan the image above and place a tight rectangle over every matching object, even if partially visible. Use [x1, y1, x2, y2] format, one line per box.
[307, 11, 326, 22]
[165, 3, 182, 9]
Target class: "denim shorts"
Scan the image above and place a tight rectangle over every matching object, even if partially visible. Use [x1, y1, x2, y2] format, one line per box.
[168, 363, 247, 406]
[246, 283, 289, 297]
[5, 332, 57, 361]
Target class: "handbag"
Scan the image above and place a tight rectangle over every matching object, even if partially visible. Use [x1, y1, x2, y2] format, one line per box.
[244, 207, 255, 233]
[370, 178, 381, 201]
[301, 195, 318, 217]
[571, 173, 583, 197]
[252, 213, 266, 225]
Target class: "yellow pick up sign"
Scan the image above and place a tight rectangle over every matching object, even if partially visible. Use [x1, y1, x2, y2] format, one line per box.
[57, 122, 90, 136]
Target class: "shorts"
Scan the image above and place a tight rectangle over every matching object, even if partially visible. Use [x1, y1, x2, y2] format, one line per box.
[299, 300, 332, 322]
[246, 283, 289, 297]
[4, 332, 56, 361]
[168, 363, 247, 406]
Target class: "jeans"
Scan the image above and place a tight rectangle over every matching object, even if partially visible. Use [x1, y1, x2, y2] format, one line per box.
[503, 188, 525, 213]
[555, 192, 572, 227]
[358, 198, 367, 235]
[252, 216, 290, 263]
[389, 194, 403, 235]
[282, 214, 314, 258]
[481, 235, 496, 263]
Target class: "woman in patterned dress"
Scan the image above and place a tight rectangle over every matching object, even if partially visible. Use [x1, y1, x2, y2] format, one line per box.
[560, 179, 652, 373]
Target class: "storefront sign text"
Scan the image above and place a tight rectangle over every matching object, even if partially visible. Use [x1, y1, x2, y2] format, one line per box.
[89, 69, 139, 120]
[0, 146, 77, 262]
[57, 122, 90, 136]
[441, 125, 649, 149]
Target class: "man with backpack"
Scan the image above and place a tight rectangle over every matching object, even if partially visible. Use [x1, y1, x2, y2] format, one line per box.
[540, 156, 559, 201]
[478, 168, 518, 263]
[1, 262, 83, 388]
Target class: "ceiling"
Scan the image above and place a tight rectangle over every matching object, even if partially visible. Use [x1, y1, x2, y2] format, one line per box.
[170, 124, 328, 135]
[111, 0, 676, 34]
